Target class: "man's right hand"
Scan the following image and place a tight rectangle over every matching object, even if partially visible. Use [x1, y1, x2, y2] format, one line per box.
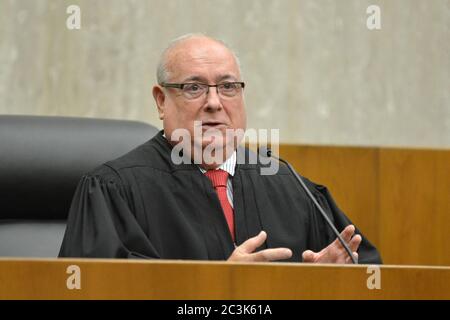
[227, 231, 293, 262]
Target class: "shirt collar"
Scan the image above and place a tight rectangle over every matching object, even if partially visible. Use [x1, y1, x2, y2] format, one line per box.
[198, 151, 236, 177]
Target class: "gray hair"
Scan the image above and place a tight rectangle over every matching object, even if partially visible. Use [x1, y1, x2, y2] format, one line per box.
[156, 33, 242, 84]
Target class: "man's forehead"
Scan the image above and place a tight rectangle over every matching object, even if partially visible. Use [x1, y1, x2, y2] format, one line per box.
[165, 38, 240, 80]
[181, 74, 239, 83]
[168, 37, 231, 60]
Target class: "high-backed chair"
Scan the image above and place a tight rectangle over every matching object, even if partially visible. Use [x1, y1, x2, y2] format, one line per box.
[0, 115, 158, 257]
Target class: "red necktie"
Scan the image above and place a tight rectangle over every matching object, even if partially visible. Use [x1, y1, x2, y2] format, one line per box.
[205, 169, 235, 242]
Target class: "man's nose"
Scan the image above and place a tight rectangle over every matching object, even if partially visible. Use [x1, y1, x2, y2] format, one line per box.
[204, 87, 222, 111]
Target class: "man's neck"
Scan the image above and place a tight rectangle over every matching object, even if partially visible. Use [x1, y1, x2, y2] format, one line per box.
[198, 150, 237, 176]
[162, 131, 237, 172]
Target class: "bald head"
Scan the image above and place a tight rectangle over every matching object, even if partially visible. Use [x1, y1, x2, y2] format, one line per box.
[156, 34, 242, 84]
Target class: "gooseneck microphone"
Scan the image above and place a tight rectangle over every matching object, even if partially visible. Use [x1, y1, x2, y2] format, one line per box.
[258, 147, 358, 264]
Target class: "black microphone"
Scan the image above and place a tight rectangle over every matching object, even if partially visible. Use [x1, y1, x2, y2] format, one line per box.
[258, 146, 358, 264]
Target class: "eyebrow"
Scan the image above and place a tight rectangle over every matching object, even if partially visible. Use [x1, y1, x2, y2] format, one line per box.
[180, 75, 239, 83]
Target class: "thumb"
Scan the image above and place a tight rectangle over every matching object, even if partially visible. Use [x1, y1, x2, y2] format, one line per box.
[302, 250, 316, 262]
[240, 231, 267, 254]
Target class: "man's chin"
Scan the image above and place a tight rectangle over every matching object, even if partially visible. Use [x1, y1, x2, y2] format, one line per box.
[191, 137, 235, 163]
[200, 137, 225, 149]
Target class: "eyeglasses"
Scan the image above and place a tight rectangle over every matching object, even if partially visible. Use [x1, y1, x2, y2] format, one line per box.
[160, 82, 245, 100]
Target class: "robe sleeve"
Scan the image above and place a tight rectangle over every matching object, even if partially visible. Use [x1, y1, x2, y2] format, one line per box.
[304, 179, 383, 264]
[58, 168, 160, 259]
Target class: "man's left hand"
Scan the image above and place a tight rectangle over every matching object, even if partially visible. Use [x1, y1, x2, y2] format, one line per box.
[302, 225, 361, 264]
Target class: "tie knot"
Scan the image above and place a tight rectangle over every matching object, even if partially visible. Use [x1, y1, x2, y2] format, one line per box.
[205, 169, 229, 188]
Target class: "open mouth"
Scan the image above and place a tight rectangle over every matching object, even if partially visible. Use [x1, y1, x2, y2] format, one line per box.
[200, 121, 227, 129]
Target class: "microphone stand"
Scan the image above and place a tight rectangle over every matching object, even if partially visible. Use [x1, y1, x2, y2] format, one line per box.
[259, 147, 358, 264]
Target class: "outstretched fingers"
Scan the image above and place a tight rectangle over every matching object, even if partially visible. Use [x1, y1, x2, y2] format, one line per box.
[341, 225, 356, 243]
[349, 233, 362, 252]
[340, 225, 361, 263]
[346, 251, 359, 264]
[251, 248, 293, 262]
[228, 231, 293, 262]
[302, 250, 318, 263]
[239, 231, 267, 254]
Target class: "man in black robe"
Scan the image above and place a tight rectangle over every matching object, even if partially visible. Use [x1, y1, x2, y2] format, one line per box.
[59, 34, 382, 264]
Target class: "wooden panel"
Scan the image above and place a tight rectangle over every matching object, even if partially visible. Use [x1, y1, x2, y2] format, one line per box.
[0, 259, 448, 299]
[278, 145, 379, 248]
[277, 144, 450, 266]
[379, 149, 450, 265]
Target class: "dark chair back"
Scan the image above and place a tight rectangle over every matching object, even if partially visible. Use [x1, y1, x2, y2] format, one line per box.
[0, 115, 158, 257]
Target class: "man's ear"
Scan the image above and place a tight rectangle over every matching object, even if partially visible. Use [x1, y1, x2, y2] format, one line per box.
[152, 85, 165, 120]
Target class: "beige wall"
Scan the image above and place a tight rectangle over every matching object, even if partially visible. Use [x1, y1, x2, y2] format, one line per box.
[1, 0, 449, 148]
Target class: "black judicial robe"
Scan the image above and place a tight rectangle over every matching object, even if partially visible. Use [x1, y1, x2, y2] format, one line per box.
[59, 131, 382, 263]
